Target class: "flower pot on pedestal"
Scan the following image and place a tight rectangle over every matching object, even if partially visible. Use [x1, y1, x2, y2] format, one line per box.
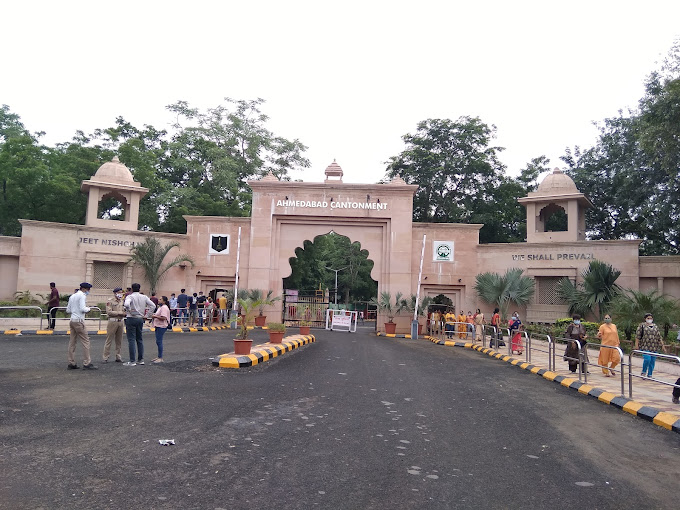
[254, 315, 267, 327]
[268, 331, 284, 343]
[299, 326, 311, 335]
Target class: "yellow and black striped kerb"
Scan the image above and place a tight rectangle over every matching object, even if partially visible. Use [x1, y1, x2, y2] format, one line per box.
[2, 325, 232, 335]
[420, 335, 680, 435]
[212, 334, 316, 368]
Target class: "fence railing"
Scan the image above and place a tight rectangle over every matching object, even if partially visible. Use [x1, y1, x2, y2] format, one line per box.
[46, 306, 105, 331]
[0, 306, 45, 330]
[628, 350, 680, 399]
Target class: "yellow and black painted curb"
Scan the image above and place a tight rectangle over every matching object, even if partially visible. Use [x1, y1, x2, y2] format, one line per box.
[421, 335, 680, 435]
[377, 332, 412, 339]
[212, 334, 316, 368]
[2, 325, 233, 336]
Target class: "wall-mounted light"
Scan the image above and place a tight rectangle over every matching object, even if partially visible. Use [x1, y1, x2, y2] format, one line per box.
[377, 198, 380, 203]
[179, 264, 186, 269]
[285, 196, 289, 200]
[367, 194, 371, 201]
[458, 278, 462, 283]
[197, 271, 201, 275]
[330, 198, 333, 202]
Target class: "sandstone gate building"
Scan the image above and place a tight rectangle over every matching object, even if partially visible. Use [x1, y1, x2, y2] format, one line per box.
[0, 158, 678, 332]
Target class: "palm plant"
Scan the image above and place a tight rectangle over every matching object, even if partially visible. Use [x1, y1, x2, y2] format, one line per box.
[248, 289, 280, 316]
[369, 291, 404, 323]
[474, 268, 535, 321]
[610, 289, 680, 341]
[400, 294, 434, 319]
[557, 260, 621, 320]
[235, 297, 265, 340]
[128, 237, 194, 294]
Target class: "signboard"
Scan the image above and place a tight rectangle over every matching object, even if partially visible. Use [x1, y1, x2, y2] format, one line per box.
[325, 309, 358, 332]
[433, 241, 454, 262]
[209, 234, 230, 255]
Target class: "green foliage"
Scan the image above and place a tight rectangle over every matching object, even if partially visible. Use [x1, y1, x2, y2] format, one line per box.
[248, 289, 280, 315]
[385, 117, 547, 243]
[400, 295, 433, 319]
[13, 290, 46, 306]
[235, 297, 263, 340]
[474, 268, 535, 321]
[299, 320, 312, 327]
[266, 322, 286, 332]
[128, 237, 194, 293]
[369, 291, 404, 322]
[557, 260, 621, 320]
[610, 289, 680, 341]
[562, 42, 680, 255]
[284, 232, 377, 304]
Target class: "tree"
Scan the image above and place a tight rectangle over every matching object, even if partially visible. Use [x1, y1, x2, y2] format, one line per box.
[557, 260, 622, 320]
[562, 41, 680, 255]
[610, 289, 680, 341]
[128, 237, 194, 293]
[248, 289, 280, 316]
[400, 294, 434, 320]
[474, 268, 535, 321]
[385, 117, 547, 243]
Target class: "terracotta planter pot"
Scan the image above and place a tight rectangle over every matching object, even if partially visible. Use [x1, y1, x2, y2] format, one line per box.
[254, 315, 267, 327]
[268, 331, 285, 344]
[299, 326, 310, 335]
[233, 339, 252, 355]
[384, 322, 397, 334]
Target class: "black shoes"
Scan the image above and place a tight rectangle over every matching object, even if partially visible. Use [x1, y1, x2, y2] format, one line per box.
[82, 364, 98, 370]
[67, 364, 79, 370]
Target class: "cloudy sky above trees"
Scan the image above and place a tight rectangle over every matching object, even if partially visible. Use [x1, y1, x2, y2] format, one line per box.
[3, 0, 679, 183]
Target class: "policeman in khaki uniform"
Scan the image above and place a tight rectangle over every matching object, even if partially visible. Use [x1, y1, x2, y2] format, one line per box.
[103, 287, 125, 362]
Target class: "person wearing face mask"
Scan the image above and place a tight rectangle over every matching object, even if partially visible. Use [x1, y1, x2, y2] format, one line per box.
[635, 313, 665, 379]
[509, 312, 523, 355]
[65, 282, 96, 370]
[596, 314, 620, 377]
[564, 314, 587, 374]
[103, 287, 126, 363]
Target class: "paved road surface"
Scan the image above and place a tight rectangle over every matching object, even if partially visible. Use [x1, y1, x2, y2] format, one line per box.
[1, 328, 679, 509]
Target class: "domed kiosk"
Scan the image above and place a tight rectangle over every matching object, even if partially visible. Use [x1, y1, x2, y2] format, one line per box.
[80, 156, 149, 231]
[518, 168, 593, 243]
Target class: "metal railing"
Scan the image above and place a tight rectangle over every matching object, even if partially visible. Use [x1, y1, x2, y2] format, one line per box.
[584, 342, 626, 395]
[528, 333, 553, 370]
[628, 350, 680, 399]
[481, 324, 498, 348]
[0, 306, 45, 330]
[553, 337, 585, 381]
[47, 306, 105, 330]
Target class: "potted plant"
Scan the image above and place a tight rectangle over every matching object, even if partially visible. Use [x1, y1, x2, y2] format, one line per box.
[299, 320, 312, 336]
[233, 297, 264, 354]
[250, 289, 280, 327]
[400, 295, 433, 335]
[267, 322, 286, 343]
[370, 291, 403, 334]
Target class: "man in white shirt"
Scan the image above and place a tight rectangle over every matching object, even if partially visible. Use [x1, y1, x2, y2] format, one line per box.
[123, 283, 156, 366]
[66, 282, 97, 370]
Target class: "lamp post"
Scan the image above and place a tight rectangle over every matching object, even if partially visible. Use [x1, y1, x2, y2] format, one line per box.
[325, 266, 348, 305]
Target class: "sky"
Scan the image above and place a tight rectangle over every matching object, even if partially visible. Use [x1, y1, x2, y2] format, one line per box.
[3, 0, 679, 184]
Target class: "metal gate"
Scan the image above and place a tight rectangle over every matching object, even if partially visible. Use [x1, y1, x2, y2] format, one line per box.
[282, 292, 329, 328]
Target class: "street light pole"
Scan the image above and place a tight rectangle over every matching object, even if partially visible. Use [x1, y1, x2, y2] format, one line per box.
[325, 266, 348, 305]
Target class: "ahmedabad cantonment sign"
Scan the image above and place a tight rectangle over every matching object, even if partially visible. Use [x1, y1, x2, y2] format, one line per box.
[276, 199, 388, 210]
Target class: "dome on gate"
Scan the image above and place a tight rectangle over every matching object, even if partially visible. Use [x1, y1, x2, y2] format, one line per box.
[91, 156, 135, 184]
[536, 168, 579, 194]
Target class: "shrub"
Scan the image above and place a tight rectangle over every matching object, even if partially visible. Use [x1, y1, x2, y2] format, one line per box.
[267, 322, 286, 332]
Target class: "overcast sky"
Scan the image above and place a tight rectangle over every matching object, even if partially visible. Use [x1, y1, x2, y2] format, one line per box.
[3, 1, 679, 184]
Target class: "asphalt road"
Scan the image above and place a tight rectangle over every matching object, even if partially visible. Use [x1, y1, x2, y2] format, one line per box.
[1, 328, 679, 510]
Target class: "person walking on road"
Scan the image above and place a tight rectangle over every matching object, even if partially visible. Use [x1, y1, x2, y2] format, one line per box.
[47, 282, 60, 329]
[123, 283, 156, 366]
[564, 314, 587, 374]
[509, 311, 523, 355]
[151, 295, 171, 364]
[103, 287, 125, 363]
[596, 314, 620, 377]
[66, 282, 96, 370]
[635, 313, 665, 379]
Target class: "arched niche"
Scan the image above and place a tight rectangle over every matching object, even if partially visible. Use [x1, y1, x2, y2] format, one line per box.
[539, 203, 568, 232]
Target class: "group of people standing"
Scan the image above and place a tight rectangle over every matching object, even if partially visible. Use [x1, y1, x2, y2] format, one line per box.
[169, 290, 229, 327]
[65, 282, 171, 370]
